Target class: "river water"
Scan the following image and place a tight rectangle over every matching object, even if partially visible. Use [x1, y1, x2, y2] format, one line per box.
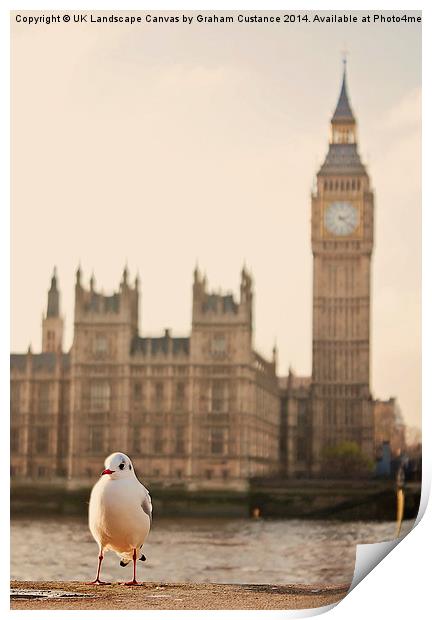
[11, 516, 414, 585]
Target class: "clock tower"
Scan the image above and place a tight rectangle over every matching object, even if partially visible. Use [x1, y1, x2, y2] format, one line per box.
[310, 62, 374, 472]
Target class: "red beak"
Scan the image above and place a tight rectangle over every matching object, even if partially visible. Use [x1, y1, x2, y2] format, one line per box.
[101, 469, 114, 476]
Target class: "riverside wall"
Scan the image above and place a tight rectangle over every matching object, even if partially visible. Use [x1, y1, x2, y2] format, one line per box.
[10, 479, 421, 520]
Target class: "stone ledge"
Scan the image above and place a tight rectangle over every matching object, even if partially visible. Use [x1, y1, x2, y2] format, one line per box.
[10, 580, 349, 610]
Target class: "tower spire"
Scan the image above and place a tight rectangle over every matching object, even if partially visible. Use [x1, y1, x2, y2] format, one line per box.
[42, 268, 64, 352]
[76, 263, 82, 287]
[332, 57, 355, 123]
[329, 59, 357, 145]
[122, 263, 129, 286]
[47, 266, 60, 317]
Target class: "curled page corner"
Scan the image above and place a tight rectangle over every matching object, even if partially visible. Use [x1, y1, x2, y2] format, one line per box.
[348, 538, 400, 593]
[347, 476, 428, 594]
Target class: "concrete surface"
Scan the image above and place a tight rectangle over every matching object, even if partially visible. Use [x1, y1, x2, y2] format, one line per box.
[10, 580, 349, 610]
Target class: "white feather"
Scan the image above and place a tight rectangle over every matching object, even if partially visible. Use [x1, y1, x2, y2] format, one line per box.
[88, 452, 152, 560]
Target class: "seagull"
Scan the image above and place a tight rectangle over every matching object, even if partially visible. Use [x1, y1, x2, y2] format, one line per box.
[87, 452, 152, 586]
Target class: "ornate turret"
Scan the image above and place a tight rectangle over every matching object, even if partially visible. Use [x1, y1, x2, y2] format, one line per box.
[42, 267, 64, 353]
[75, 264, 82, 287]
[72, 265, 139, 362]
[272, 342, 278, 370]
[191, 266, 254, 364]
[122, 264, 129, 288]
[240, 265, 253, 304]
[47, 267, 60, 317]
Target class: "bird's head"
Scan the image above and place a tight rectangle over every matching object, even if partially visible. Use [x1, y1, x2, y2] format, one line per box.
[101, 452, 135, 480]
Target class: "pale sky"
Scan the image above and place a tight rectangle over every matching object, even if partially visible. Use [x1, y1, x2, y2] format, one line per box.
[11, 11, 421, 428]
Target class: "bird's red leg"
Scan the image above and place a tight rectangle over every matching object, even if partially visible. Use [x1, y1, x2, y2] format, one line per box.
[123, 548, 140, 586]
[86, 552, 111, 585]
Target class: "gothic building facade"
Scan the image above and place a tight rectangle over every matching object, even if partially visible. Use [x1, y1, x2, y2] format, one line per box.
[10, 66, 405, 487]
[11, 266, 280, 489]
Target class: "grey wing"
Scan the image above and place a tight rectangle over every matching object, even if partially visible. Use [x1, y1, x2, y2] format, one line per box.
[141, 488, 152, 524]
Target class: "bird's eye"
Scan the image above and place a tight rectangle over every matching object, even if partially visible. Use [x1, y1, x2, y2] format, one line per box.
[119, 463, 125, 470]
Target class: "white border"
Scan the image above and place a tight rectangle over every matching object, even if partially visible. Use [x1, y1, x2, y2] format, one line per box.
[4, 1, 429, 619]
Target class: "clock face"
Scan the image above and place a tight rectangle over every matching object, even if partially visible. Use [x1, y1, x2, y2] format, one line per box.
[324, 201, 359, 236]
